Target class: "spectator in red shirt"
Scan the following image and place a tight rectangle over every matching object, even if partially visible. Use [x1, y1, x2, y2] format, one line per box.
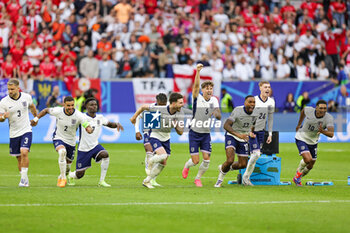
[6, 0, 21, 23]
[330, 0, 346, 26]
[280, 0, 296, 19]
[59, 44, 77, 66]
[39, 56, 56, 79]
[62, 57, 77, 91]
[300, 0, 318, 19]
[1, 54, 17, 78]
[9, 40, 24, 63]
[253, 0, 268, 14]
[144, 0, 157, 15]
[9, 33, 24, 50]
[18, 54, 33, 91]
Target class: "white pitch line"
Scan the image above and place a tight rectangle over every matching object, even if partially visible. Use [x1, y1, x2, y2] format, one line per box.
[0, 200, 350, 207]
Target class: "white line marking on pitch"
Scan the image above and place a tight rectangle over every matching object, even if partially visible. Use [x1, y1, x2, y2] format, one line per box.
[0, 200, 350, 207]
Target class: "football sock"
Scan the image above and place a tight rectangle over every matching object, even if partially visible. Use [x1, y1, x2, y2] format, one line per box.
[243, 152, 260, 179]
[58, 149, 67, 179]
[69, 171, 77, 179]
[145, 152, 153, 165]
[195, 160, 210, 180]
[150, 163, 165, 179]
[297, 159, 307, 173]
[66, 163, 71, 176]
[301, 167, 310, 177]
[149, 154, 167, 164]
[217, 165, 227, 182]
[20, 167, 28, 181]
[100, 157, 110, 181]
[185, 158, 196, 169]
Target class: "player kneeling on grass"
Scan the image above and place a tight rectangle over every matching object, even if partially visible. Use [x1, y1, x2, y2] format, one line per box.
[134, 93, 168, 187]
[293, 100, 334, 186]
[182, 63, 221, 187]
[31, 96, 94, 188]
[68, 98, 124, 187]
[130, 93, 184, 189]
[214, 95, 257, 187]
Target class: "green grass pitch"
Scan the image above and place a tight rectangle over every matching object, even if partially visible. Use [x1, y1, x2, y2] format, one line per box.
[0, 143, 349, 233]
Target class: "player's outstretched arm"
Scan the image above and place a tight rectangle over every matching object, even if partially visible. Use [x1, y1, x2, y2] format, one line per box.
[266, 112, 274, 144]
[318, 124, 334, 138]
[213, 107, 222, 120]
[175, 123, 184, 136]
[224, 118, 249, 141]
[106, 122, 124, 132]
[130, 104, 150, 124]
[31, 108, 50, 126]
[134, 115, 142, 140]
[192, 63, 203, 99]
[296, 108, 306, 131]
[0, 112, 10, 122]
[29, 103, 38, 126]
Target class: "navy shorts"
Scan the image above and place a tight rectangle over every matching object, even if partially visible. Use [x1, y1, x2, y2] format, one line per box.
[76, 144, 106, 171]
[249, 131, 265, 152]
[225, 134, 249, 157]
[150, 137, 171, 155]
[9, 132, 32, 156]
[143, 132, 151, 146]
[53, 140, 76, 161]
[295, 139, 318, 160]
[189, 129, 212, 155]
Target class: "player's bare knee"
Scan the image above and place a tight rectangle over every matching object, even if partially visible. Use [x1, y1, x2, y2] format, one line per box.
[76, 171, 85, 179]
[226, 157, 235, 165]
[58, 148, 67, 161]
[99, 151, 109, 159]
[192, 157, 200, 165]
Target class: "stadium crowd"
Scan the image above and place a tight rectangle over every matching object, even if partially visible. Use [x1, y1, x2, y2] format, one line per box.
[0, 0, 350, 92]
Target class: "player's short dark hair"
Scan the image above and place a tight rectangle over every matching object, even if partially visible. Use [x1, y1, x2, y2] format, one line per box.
[316, 99, 327, 106]
[201, 81, 214, 89]
[64, 96, 74, 103]
[169, 92, 183, 104]
[156, 93, 167, 104]
[84, 97, 97, 106]
[7, 79, 19, 86]
[245, 95, 254, 100]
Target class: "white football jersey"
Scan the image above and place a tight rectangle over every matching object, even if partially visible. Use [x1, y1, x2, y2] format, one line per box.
[227, 106, 258, 142]
[191, 94, 219, 133]
[295, 107, 334, 145]
[78, 113, 109, 152]
[148, 105, 184, 142]
[49, 107, 87, 146]
[0, 93, 33, 138]
[253, 95, 275, 131]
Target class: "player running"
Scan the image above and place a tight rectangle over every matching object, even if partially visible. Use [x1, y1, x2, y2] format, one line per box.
[214, 95, 257, 187]
[0, 79, 38, 187]
[134, 93, 167, 187]
[130, 93, 184, 189]
[181, 63, 221, 187]
[241, 81, 275, 185]
[31, 96, 93, 187]
[68, 97, 124, 187]
[293, 100, 334, 186]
